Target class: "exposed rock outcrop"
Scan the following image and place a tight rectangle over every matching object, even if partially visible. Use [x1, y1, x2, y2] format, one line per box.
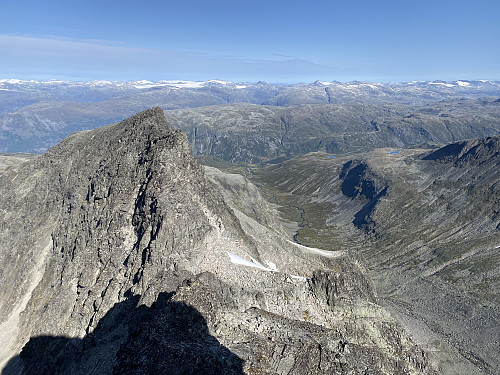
[0, 108, 434, 374]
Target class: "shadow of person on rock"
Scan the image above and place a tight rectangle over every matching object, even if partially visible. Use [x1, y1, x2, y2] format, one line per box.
[2, 292, 244, 375]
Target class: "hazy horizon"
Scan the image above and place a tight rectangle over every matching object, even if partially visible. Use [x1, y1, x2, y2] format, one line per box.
[1, 0, 499, 83]
[1, 77, 499, 85]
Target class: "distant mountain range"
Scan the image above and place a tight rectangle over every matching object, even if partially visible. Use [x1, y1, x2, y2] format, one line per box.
[1, 79, 500, 155]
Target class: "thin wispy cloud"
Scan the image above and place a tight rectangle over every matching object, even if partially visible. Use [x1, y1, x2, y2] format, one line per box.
[1, 1, 499, 82]
[0, 35, 339, 82]
[272, 53, 294, 59]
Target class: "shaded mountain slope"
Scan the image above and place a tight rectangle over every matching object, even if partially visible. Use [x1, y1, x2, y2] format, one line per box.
[363, 138, 500, 375]
[251, 137, 500, 374]
[0, 108, 433, 374]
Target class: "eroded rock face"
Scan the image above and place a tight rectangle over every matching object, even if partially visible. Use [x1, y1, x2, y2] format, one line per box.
[0, 108, 434, 374]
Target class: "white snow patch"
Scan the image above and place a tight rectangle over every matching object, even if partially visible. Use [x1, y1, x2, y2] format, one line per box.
[318, 81, 334, 86]
[361, 83, 379, 89]
[428, 82, 455, 88]
[133, 84, 170, 89]
[134, 80, 153, 85]
[90, 80, 114, 86]
[287, 240, 344, 257]
[155, 79, 237, 89]
[131, 80, 172, 89]
[43, 80, 67, 84]
[161, 80, 206, 89]
[227, 252, 276, 272]
[0, 79, 23, 84]
[456, 81, 470, 87]
[289, 274, 308, 281]
[205, 79, 232, 85]
[264, 260, 278, 271]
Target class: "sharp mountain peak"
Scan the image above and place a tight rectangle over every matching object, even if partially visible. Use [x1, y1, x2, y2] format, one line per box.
[0, 108, 435, 374]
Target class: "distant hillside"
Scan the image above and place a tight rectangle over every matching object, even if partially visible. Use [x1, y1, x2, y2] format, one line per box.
[166, 99, 500, 163]
[1, 79, 500, 154]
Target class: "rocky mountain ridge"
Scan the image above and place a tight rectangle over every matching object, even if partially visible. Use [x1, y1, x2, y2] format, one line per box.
[0, 108, 434, 374]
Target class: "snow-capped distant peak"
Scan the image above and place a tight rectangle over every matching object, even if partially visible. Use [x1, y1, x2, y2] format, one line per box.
[456, 80, 471, 87]
[90, 80, 115, 86]
[0, 79, 25, 84]
[143, 79, 239, 89]
[204, 79, 233, 85]
[316, 81, 335, 86]
[360, 83, 380, 89]
[159, 80, 206, 89]
[134, 80, 153, 85]
[44, 80, 69, 84]
[428, 81, 455, 88]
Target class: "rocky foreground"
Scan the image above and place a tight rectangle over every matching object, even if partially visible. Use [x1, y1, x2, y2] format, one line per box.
[0, 108, 434, 374]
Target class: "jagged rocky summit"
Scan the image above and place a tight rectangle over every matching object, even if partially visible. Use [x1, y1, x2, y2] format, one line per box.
[0, 108, 434, 374]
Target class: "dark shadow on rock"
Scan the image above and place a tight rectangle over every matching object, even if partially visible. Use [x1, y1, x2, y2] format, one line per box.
[340, 162, 377, 200]
[339, 161, 388, 233]
[422, 141, 467, 162]
[2, 292, 244, 375]
[353, 187, 388, 233]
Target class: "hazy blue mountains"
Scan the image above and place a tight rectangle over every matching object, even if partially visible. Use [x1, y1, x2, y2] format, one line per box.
[1, 79, 500, 155]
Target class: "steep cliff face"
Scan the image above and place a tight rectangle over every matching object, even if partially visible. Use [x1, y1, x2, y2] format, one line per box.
[0, 107, 238, 371]
[0, 108, 433, 374]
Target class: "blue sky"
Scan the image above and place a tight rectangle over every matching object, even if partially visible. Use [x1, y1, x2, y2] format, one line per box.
[1, 0, 499, 82]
